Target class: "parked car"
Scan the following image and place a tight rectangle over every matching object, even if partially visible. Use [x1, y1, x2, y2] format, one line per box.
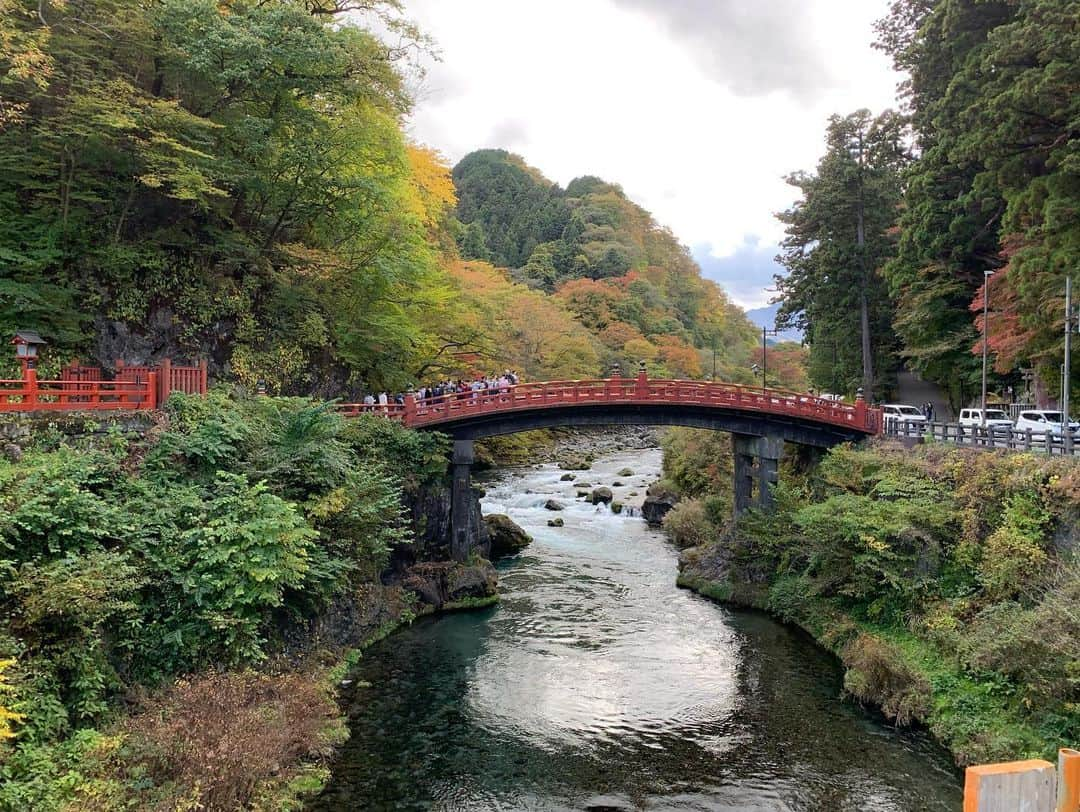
[881, 404, 928, 430]
[1014, 410, 1079, 436]
[958, 408, 1014, 429]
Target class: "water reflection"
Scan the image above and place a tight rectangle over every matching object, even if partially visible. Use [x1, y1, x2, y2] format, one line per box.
[315, 449, 961, 811]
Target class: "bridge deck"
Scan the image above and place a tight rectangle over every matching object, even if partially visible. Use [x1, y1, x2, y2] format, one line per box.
[338, 378, 881, 435]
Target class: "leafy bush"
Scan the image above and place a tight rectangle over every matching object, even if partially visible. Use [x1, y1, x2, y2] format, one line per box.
[0, 448, 126, 562]
[662, 499, 715, 549]
[671, 439, 1080, 762]
[0, 391, 440, 805]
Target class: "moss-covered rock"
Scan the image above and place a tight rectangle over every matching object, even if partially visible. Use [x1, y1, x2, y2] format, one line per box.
[483, 514, 532, 558]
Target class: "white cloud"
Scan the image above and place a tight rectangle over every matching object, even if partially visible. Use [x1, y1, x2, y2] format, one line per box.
[396, 0, 900, 307]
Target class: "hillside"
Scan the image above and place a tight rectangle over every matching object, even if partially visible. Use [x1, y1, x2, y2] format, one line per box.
[452, 149, 765, 384]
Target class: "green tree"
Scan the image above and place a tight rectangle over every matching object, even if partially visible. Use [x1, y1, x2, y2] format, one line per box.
[776, 110, 908, 398]
[875, 0, 1016, 408]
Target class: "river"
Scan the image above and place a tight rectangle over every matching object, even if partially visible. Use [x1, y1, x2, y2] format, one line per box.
[316, 448, 963, 811]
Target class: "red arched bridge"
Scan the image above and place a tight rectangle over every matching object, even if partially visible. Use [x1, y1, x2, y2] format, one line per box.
[339, 374, 881, 561]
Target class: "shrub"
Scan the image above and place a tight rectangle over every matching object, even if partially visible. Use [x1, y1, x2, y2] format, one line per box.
[661, 428, 731, 497]
[841, 633, 932, 726]
[121, 671, 342, 811]
[978, 490, 1052, 600]
[0, 448, 126, 563]
[6, 552, 143, 727]
[662, 499, 715, 549]
[129, 473, 316, 669]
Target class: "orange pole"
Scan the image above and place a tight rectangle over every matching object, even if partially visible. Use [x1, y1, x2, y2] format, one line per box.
[199, 359, 208, 394]
[1061, 749, 1080, 812]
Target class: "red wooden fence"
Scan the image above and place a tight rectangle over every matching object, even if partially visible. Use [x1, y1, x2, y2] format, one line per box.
[0, 370, 157, 411]
[0, 358, 207, 413]
[115, 359, 207, 403]
[337, 375, 882, 436]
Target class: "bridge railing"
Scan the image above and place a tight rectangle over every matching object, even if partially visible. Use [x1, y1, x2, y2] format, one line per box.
[337, 378, 881, 434]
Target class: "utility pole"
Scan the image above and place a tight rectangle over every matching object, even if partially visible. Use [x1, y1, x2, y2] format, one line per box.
[761, 326, 779, 388]
[981, 270, 993, 426]
[1065, 275, 1072, 427]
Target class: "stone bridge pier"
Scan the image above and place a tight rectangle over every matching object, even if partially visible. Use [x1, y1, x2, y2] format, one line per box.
[732, 434, 783, 516]
[450, 439, 476, 562]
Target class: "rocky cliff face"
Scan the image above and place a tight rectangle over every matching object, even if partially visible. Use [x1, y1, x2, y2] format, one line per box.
[398, 482, 491, 564]
[384, 481, 497, 612]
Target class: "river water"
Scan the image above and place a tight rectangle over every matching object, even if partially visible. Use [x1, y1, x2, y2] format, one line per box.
[316, 448, 962, 811]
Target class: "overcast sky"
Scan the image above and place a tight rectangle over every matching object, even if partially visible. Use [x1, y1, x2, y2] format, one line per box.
[397, 0, 902, 310]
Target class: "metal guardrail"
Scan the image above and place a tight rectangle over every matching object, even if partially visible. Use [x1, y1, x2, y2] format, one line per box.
[885, 419, 1080, 456]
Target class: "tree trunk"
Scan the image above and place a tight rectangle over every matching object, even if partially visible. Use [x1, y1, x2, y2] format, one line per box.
[856, 136, 874, 400]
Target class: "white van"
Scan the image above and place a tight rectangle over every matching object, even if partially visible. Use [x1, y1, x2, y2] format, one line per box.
[958, 408, 1013, 429]
[1014, 410, 1079, 436]
[881, 404, 928, 429]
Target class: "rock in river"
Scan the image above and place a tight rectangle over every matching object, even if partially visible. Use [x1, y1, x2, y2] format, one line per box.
[544, 499, 566, 511]
[484, 513, 532, 558]
[642, 482, 679, 526]
[590, 486, 613, 505]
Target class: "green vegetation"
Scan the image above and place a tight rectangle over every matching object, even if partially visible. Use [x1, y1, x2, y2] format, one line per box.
[777, 110, 907, 399]
[0, 1, 762, 392]
[785, 0, 1080, 407]
[672, 441, 1079, 765]
[0, 393, 446, 809]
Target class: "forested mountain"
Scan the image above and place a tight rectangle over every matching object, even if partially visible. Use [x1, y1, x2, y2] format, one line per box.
[452, 149, 763, 384]
[783, 0, 1079, 407]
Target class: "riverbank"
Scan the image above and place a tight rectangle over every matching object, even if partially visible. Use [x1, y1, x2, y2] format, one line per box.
[0, 394, 503, 811]
[671, 438, 1079, 768]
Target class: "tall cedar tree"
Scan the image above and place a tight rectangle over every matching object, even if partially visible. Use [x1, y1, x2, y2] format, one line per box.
[875, 0, 1016, 409]
[776, 110, 908, 399]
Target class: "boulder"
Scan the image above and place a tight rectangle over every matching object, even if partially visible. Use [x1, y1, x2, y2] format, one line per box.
[590, 486, 614, 505]
[611, 502, 624, 515]
[560, 473, 576, 482]
[547, 518, 565, 527]
[575, 483, 592, 489]
[642, 482, 679, 527]
[402, 560, 498, 609]
[2, 443, 22, 463]
[544, 499, 566, 511]
[612, 481, 624, 487]
[483, 514, 532, 558]
[558, 456, 591, 471]
[617, 467, 635, 477]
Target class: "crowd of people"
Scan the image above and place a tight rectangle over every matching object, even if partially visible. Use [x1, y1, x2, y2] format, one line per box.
[359, 370, 521, 409]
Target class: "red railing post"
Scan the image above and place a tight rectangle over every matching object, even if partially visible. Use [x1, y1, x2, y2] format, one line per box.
[159, 358, 172, 403]
[198, 359, 208, 394]
[855, 388, 867, 431]
[403, 393, 417, 426]
[146, 371, 158, 410]
[24, 368, 37, 407]
[636, 365, 648, 399]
